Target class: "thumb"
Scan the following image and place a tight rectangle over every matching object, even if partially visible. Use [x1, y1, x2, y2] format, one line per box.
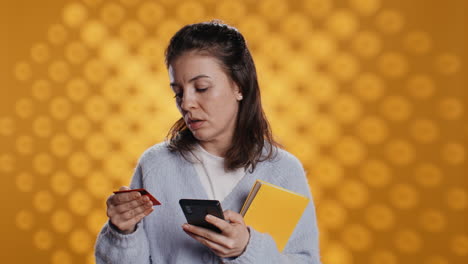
[223, 210, 245, 224]
[119, 186, 130, 191]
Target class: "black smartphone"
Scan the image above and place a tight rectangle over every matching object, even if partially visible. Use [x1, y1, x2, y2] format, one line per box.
[179, 199, 225, 233]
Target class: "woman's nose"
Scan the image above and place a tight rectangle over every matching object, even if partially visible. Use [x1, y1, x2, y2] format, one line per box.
[180, 91, 197, 111]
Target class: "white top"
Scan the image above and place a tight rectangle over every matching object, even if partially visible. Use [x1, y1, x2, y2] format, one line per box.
[192, 144, 246, 201]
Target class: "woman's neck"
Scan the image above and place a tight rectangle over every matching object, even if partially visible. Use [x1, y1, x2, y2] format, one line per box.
[198, 141, 229, 158]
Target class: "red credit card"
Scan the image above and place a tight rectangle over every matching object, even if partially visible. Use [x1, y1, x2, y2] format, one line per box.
[113, 188, 161, 206]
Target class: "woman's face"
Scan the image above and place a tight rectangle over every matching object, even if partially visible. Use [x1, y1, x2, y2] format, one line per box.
[169, 51, 242, 150]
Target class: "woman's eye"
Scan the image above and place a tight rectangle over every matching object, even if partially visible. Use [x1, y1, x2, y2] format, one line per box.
[173, 87, 208, 98]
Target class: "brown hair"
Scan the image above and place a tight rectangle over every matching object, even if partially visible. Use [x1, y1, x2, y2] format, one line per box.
[164, 20, 280, 172]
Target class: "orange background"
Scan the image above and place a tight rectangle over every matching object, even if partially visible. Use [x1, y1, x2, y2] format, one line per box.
[1, 0, 466, 263]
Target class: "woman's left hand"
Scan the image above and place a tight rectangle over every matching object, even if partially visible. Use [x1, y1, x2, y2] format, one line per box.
[182, 210, 250, 258]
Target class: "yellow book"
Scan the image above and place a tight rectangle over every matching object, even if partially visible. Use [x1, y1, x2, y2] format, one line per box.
[240, 180, 309, 252]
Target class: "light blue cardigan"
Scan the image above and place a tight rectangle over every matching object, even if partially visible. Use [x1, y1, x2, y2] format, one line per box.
[94, 142, 321, 263]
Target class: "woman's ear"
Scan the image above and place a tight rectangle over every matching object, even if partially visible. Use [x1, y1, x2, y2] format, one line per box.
[233, 83, 243, 101]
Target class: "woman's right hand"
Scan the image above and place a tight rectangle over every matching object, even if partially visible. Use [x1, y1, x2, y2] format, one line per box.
[106, 186, 154, 234]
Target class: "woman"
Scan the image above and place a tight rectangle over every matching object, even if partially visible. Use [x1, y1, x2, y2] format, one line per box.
[95, 21, 321, 263]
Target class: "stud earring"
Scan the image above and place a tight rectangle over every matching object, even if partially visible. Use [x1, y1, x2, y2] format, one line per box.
[237, 95, 243, 101]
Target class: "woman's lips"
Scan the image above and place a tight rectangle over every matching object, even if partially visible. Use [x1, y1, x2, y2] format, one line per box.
[188, 120, 204, 130]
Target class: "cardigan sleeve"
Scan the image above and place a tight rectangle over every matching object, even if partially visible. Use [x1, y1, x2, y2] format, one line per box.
[94, 165, 152, 264]
[221, 154, 322, 264]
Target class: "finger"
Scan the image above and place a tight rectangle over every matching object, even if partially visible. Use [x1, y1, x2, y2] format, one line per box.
[205, 214, 231, 232]
[118, 207, 154, 231]
[119, 186, 130, 191]
[112, 191, 142, 205]
[182, 224, 226, 244]
[117, 200, 154, 221]
[223, 210, 245, 224]
[182, 223, 237, 251]
[107, 194, 146, 219]
[183, 228, 227, 253]
[113, 196, 152, 214]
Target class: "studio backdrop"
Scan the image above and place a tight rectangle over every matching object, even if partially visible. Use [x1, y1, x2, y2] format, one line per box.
[0, 0, 466, 263]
